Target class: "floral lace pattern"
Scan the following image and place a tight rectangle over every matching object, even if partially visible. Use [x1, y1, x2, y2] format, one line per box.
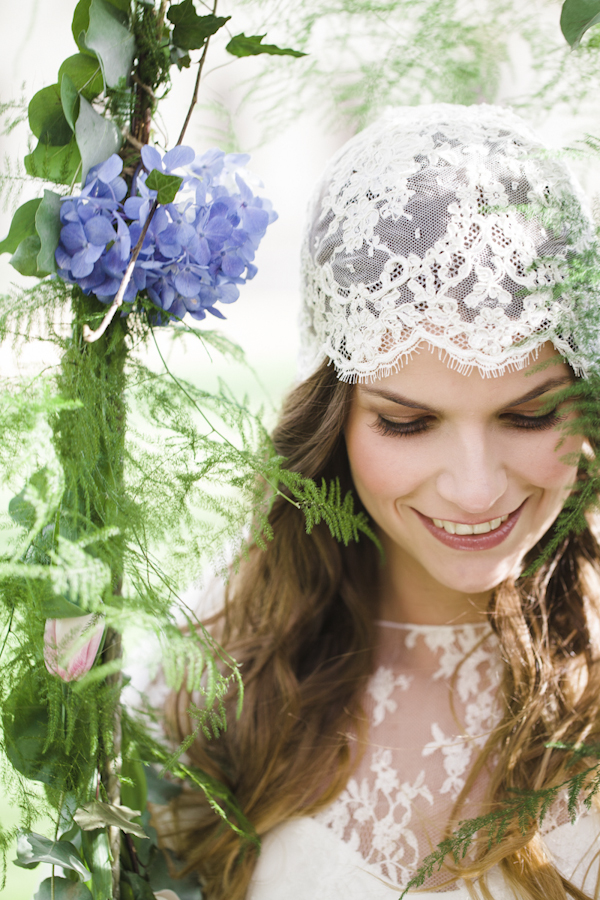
[315, 621, 503, 890]
[299, 104, 594, 383]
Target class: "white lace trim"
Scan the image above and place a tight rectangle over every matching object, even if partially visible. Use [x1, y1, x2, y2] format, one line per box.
[299, 104, 595, 383]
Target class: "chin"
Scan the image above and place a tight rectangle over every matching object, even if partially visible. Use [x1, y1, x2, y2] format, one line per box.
[435, 558, 522, 595]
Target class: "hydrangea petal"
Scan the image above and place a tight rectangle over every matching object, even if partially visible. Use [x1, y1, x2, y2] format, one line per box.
[61, 222, 87, 253]
[85, 216, 116, 246]
[163, 145, 195, 171]
[141, 145, 163, 173]
[174, 268, 202, 297]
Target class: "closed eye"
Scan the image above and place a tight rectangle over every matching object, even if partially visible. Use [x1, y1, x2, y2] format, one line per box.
[501, 408, 564, 431]
[372, 407, 565, 438]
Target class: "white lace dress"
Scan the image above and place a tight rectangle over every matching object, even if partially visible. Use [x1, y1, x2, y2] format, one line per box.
[247, 621, 600, 899]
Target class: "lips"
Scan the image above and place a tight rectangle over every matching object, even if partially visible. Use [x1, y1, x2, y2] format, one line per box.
[413, 502, 525, 551]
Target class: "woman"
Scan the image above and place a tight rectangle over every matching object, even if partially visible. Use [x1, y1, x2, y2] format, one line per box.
[162, 104, 600, 899]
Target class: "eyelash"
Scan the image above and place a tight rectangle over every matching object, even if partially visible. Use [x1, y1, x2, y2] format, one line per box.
[373, 409, 564, 438]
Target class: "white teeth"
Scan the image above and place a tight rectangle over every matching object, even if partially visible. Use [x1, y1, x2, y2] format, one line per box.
[431, 513, 510, 535]
[473, 522, 491, 534]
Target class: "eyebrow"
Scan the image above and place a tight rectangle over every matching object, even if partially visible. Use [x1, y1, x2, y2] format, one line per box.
[360, 376, 573, 412]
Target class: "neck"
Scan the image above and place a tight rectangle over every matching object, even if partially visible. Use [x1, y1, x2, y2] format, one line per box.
[378, 536, 492, 626]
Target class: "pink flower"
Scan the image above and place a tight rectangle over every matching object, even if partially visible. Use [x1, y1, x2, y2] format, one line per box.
[44, 614, 104, 682]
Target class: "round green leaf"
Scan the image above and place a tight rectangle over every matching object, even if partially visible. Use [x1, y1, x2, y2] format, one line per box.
[0, 198, 42, 256]
[24, 137, 82, 186]
[560, 0, 600, 47]
[59, 54, 104, 101]
[72, 0, 93, 53]
[10, 235, 42, 277]
[29, 85, 73, 147]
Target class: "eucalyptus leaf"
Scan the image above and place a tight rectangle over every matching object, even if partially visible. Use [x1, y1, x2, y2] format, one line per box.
[29, 85, 73, 146]
[105, 0, 131, 13]
[24, 138, 82, 186]
[10, 235, 42, 277]
[225, 33, 307, 58]
[0, 198, 42, 255]
[85, 0, 135, 88]
[72, 0, 93, 52]
[14, 833, 89, 880]
[560, 0, 600, 47]
[75, 95, 121, 185]
[34, 877, 93, 900]
[59, 54, 104, 102]
[74, 800, 148, 838]
[61, 74, 81, 132]
[167, 0, 230, 51]
[35, 189, 62, 275]
[81, 830, 112, 900]
[145, 170, 183, 205]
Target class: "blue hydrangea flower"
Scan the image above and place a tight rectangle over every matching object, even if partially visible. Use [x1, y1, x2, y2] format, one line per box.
[55, 146, 277, 324]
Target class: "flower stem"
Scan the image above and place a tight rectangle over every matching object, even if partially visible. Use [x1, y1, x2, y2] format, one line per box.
[83, 199, 159, 343]
[177, 0, 219, 145]
[102, 626, 123, 899]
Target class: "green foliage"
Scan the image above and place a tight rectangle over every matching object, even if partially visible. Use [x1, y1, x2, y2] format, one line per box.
[561, 0, 600, 48]
[35, 879, 94, 900]
[35, 190, 62, 276]
[0, 199, 42, 256]
[401, 746, 600, 896]
[167, 1, 230, 51]
[281, 473, 382, 549]
[144, 169, 183, 204]
[28, 85, 73, 147]
[75, 95, 122, 183]
[85, 0, 136, 89]
[14, 832, 89, 879]
[226, 33, 307, 58]
[24, 138, 81, 186]
[58, 54, 104, 101]
[73, 801, 147, 838]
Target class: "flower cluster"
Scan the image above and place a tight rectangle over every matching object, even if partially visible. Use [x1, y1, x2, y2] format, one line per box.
[56, 146, 278, 322]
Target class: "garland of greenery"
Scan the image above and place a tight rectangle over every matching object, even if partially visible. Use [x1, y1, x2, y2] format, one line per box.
[0, 3, 377, 898]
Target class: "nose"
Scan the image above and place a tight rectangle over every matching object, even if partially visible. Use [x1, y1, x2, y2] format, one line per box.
[435, 426, 508, 514]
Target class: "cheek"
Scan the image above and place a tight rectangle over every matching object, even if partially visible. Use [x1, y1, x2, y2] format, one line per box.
[514, 430, 582, 490]
[345, 425, 428, 504]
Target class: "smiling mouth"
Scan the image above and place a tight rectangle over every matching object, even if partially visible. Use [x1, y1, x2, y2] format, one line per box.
[413, 503, 525, 551]
[431, 514, 509, 535]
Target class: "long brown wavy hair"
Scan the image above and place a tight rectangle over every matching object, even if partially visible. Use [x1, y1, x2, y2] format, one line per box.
[160, 360, 600, 900]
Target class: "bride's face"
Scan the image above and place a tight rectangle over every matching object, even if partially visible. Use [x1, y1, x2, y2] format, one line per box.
[344, 342, 583, 605]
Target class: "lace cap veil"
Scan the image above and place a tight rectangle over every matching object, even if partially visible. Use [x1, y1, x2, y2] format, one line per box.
[299, 103, 596, 383]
